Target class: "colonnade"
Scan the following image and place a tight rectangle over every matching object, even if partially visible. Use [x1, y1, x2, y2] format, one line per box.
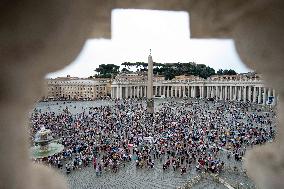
[111, 83, 277, 105]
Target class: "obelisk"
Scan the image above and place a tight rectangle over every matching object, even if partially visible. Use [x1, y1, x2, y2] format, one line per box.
[147, 49, 154, 114]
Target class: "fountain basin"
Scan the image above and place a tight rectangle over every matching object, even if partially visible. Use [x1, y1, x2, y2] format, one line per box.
[31, 142, 64, 159]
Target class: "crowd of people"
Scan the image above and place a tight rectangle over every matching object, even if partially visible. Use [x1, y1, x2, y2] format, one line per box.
[30, 98, 276, 177]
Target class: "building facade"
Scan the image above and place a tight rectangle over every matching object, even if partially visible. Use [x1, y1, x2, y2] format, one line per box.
[111, 73, 277, 106]
[44, 76, 110, 100]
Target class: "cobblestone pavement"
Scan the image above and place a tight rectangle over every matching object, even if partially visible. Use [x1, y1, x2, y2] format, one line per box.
[66, 159, 228, 189]
[34, 99, 270, 189]
[62, 151, 249, 189]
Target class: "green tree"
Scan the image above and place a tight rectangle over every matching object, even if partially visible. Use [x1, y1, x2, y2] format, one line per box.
[121, 67, 131, 73]
[94, 64, 120, 78]
[217, 69, 224, 75]
[119, 61, 237, 80]
[227, 69, 237, 75]
[216, 69, 237, 75]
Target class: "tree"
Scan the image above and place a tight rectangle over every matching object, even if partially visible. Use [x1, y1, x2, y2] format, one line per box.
[217, 69, 224, 75]
[227, 69, 237, 75]
[94, 64, 120, 78]
[216, 69, 237, 75]
[121, 68, 131, 73]
[118, 61, 236, 80]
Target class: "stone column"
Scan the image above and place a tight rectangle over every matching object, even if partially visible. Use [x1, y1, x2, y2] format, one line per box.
[220, 86, 223, 100]
[273, 89, 276, 97]
[248, 86, 251, 102]
[166, 86, 169, 97]
[188, 86, 191, 97]
[224, 86, 228, 101]
[243, 86, 247, 102]
[155, 86, 158, 96]
[116, 86, 119, 99]
[116, 87, 118, 99]
[171, 86, 173, 97]
[258, 87, 262, 104]
[113, 87, 115, 99]
[233, 86, 237, 101]
[218, 86, 221, 99]
[120, 86, 123, 99]
[118, 86, 122, 99]
[231, 86, 234, 100]
[238, 86, 242, 101]
[253, 87, 257, 103]
[156, 86, 158, 96]
[112, 87, 114, 98]
[208, 87, 210, 98]
[125, 86, 128, 98]
[179, 86, 182, 98]
[206, 86, 209, 98]
[163, 86, 166, 96]
[268, 88, 272, 97]
[263, 87, 267, 105]
[229, 86, 233, 100]
[130, 86, 133, 98]
[182, 85, 186, 97]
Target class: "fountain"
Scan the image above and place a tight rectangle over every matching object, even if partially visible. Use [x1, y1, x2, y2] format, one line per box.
[31, 126, 64, 159]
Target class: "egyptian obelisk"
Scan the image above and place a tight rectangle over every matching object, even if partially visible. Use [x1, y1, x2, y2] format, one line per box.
[147, 49, 154, 114]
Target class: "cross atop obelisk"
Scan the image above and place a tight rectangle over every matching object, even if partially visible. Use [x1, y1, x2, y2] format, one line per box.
[147, 49, 154, 114]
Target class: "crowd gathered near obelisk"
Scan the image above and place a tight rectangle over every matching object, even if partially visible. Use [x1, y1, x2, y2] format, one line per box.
[30, 51, 276, 189]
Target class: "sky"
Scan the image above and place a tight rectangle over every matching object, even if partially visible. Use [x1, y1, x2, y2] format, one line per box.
[47, 9, 251, 78]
